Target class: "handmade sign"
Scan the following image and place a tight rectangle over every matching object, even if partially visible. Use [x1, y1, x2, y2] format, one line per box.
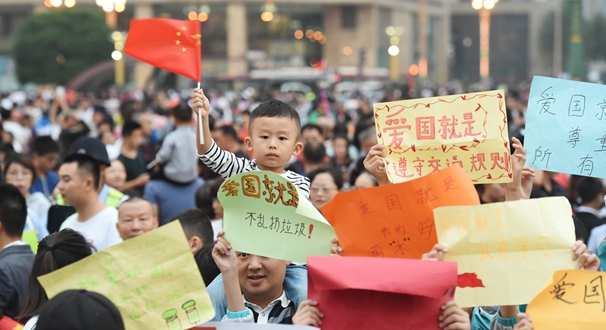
[525, 76, 606, 178]
[526, 270, 606, 330]
[219, 171, 335, 264]
[308, 256, 458, 330]
[321, 165, 480, 260]
[434, 197, 577, 307]
[38, 222, 214, 330]
[373, 90, 512, 184]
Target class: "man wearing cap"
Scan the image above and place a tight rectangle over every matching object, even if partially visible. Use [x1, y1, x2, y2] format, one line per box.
[56, 137, 127, 208]
[58, 154, 122, 251]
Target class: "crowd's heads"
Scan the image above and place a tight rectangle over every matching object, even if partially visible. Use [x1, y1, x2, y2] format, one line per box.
[308, 167, 343, 209]
[36, 290, 125, 330]
[3, 155, 36, 193]
[212, 125, 240, 151]
[32, 136, 60, 173]
[58, 153, 101, 204]
[303, 142, 327, 166]
[249, 99, 301, 137]
[169, 208, 214, 254]
[300, 124, 323, 144]
[195, 182, 216, 220]
[105, 160, 127, 191]
[210, 177, 225, 220]
[68, 136, 111, 167]
[117, 197, 158, 240]
[577, 177, 605, 206]
[171, 101, 193, 124]
[18, 229, 94, 324]
[0, 184, 27, 239]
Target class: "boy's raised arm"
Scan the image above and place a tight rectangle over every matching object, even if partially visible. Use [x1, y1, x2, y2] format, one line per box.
[192, 88, 213, 155]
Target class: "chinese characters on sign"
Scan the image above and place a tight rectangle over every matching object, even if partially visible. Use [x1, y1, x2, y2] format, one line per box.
[321, 165, 480, 260]
[374, 90, 512, 184]
[218, 171, 335, 264]
[527, 270, 605, 330]
[434, 197, 577, 308]
[38, 222, 215, 330]
[525, 76, 606, 179]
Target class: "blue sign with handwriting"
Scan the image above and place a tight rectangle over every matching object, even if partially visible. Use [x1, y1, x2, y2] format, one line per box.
[525, 76, 606, 178]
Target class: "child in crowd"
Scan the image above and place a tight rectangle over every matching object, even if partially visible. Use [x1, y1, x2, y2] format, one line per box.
[192, 88, 310, 322]
[153, 102, 198, 184]
[192, 88, 310, 198]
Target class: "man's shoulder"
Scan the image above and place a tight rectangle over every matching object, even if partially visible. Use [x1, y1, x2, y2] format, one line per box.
[0, 245, 34, 266]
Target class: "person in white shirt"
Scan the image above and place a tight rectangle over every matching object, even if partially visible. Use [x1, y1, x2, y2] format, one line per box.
[57, 154, 122, 251]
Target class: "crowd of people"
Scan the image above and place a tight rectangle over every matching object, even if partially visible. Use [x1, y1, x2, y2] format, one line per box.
[0, 80, 604, 329]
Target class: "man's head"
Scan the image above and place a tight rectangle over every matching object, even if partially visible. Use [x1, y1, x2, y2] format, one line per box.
[212, 125, 240, 152]
[300, 124, 323, 145]
[236, 252, 291, 308]
[303, 142, 327, 165]
[32, 136, 59, 174]
[0, 184, 27, 244]
[57, 154, 101, 207]
[121, 120, 143, 148]
[171, 101, 193, 125]
[358, 127, 377, 155]
[245, 100, 303, 172]
[577, 177, 605, 209]
[117, 197, 157, 240]
[169, 209, 214, 254]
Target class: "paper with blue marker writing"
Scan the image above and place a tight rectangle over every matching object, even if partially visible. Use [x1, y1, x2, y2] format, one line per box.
[525, 76, 606, 178]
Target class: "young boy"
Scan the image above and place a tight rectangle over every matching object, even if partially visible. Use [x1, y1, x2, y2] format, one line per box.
[192, 89, 310, 198]
[212, 232, 317, 325]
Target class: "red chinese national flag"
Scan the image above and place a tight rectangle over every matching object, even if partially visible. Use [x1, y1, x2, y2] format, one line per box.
[125, 18, 201, 81]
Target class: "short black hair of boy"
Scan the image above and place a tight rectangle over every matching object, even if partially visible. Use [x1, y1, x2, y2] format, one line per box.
[62, 153, 101, 190]
[121, 120, 142, 138]
[172, 102, 192, 123]
[169, 209, 214, 246]
[0, 184, 28, 237]
[33, 136, 60, 156]
[250, 99, 301, 136]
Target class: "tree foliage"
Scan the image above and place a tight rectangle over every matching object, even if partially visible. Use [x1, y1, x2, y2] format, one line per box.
[12, 9, 113, 84]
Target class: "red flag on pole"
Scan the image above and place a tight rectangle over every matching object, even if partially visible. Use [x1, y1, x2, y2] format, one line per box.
[125, 18, 201, 81]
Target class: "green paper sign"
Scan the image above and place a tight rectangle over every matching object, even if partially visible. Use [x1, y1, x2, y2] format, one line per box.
[219, 171, 336, 263]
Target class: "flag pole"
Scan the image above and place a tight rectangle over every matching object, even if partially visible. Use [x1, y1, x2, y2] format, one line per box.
[197, 81, 204, 144]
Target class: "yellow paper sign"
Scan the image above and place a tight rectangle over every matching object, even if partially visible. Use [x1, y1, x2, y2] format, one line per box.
[526, 270, 606, 329]
[374, 90, 512, 184]
[219, 171, 336, 264]
[38, 221, 214, 330]
[433, 197, 577, 307]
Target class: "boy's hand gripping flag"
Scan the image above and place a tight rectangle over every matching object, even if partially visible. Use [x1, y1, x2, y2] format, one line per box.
[124, 18, 201, 81]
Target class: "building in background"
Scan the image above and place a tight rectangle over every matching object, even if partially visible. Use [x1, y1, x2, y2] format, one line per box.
[0, 0, 569, 91]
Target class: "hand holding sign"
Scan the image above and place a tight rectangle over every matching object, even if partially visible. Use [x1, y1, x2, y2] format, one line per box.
[219, 171, 335, 263]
